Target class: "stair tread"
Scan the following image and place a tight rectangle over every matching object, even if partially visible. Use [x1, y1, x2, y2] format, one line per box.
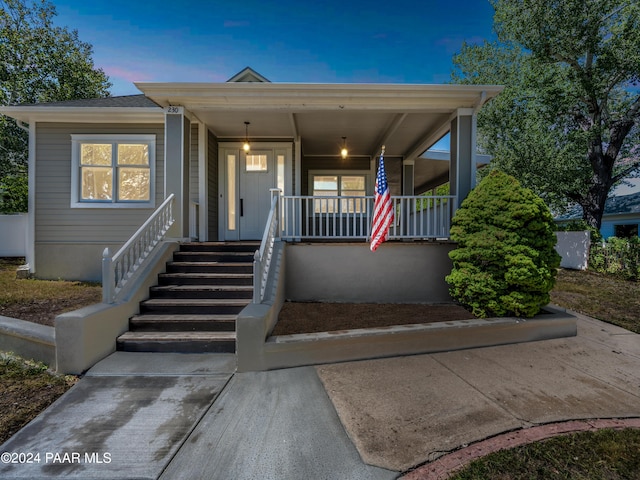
[119, 331, 236, 340]
[176, 251, 254, 256]
[141, 298, 251, 305]
[130, 314, 237, 321]
[159, 272, 253, 277]
[151, 285, 253, 291]
[167, 261, 254, 267]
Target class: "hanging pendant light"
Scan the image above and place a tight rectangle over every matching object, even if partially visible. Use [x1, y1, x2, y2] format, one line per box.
[340, 136, 348, 159]
[243, 122, 251, 152]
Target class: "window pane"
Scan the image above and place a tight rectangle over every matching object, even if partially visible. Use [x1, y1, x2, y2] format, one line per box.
[341, 176, 365, 191]
[245, 154, 267, 171]
[81, 144, 112, 166]
[313, 176, 337, 192]
[118, 144, 149, 165]
[81, 166, 112, 200]
[118, 168, 150, 201]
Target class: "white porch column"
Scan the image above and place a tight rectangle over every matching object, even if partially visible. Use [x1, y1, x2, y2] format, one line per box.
[449, 108, 477, 209]
[164, 106, 191, 239]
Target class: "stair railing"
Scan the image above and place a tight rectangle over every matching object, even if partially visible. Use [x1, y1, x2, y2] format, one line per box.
[253, 189, 281, 303]
[102, 194, 175, 303]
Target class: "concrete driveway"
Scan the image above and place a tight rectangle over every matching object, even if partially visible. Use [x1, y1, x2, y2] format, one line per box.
[1, 311, 639, 479]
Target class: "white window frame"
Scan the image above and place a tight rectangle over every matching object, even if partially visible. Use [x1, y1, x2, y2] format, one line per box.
[71, 134, 156, 209]
[308, 170, 371, 196]
[308, 170, 371, 214]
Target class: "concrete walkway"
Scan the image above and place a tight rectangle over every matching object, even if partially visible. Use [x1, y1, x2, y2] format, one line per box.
[1, 312, 639, 479]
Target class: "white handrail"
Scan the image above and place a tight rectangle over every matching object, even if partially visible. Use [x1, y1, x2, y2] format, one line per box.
[280, 195, 456, 240]
[253, 189, 281, 303]
[102, 194, 175, 303]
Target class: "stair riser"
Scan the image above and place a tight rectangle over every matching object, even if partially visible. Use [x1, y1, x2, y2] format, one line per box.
[149, 290, 252, 300]
[173, 253, 255, 263]
[140, 304, 248, 315]
[117, 339, 235, 354]
[129, 320, 236, 332]
[166, 264, 253, 274]
[158, 275, 253, 286]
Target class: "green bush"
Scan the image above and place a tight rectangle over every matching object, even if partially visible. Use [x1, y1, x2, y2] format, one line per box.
[0, 175, 28, 213]
[590, 236, 640, 281]
[446, 170, 561, 317]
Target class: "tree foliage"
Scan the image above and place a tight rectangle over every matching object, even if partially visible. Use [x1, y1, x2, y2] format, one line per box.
[452, 0, 640, 230]
[446, 170, 561, 318]
[0, 0, 111, 212]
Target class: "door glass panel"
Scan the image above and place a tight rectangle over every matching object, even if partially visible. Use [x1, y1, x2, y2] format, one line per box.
[227, 154, 236, 230]
[245, 154, 268, 171]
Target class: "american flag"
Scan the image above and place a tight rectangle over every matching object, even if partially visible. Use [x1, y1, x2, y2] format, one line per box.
[370, 146, 394, 251]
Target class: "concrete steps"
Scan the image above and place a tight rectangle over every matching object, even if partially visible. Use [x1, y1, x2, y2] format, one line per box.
[117, 242, 258, 354]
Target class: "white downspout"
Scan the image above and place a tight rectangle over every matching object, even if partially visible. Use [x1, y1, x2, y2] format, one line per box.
[15, 120, 35, 274]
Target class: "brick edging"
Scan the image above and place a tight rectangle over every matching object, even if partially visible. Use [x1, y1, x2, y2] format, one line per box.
[400, 418, 640, 480]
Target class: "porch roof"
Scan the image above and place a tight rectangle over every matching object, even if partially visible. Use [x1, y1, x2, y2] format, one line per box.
[135, 81, 503, 161]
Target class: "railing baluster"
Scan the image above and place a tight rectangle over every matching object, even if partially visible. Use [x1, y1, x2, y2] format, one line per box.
[101, 193, 175, 303]
[279, 194, 454, 241]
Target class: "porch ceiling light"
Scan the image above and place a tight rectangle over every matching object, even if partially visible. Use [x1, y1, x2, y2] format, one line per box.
[340, 136, 348, 159]
[243, 121, 251, 152]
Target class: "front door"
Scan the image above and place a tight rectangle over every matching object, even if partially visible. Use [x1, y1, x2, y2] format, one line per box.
[223, 148, 276, 240]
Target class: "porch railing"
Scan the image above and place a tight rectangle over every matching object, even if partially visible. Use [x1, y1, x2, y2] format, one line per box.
[102, 194, 175, 303]
[253, 189, 281, 303]
[280, 195, 455, 240]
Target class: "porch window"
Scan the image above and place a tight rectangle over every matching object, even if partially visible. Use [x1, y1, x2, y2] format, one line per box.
[311, 174, 367, 213]
[71, 135, 155, 208]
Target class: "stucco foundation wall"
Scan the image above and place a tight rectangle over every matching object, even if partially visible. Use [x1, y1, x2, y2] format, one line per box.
[55, 241, 179, 374]
[285, 242, 455, 303]
[34, 243, 121, 282]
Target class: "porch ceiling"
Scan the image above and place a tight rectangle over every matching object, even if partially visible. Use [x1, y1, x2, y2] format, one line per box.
[136, 82, 503, 160]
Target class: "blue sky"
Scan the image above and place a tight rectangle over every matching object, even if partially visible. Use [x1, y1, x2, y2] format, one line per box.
[51, 0, 640, 194]
[53, 0, 497, 96]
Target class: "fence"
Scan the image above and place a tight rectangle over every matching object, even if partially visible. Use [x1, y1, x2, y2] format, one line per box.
[0, 214, 27, 257]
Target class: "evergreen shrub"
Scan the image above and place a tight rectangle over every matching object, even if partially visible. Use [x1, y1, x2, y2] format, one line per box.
[446, 170, 561, 317]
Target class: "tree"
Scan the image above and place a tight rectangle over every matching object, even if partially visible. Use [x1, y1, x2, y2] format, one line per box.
[446, 170, 561, 318]
[0, 0, 111, 212]
[452, 0, 640, 230]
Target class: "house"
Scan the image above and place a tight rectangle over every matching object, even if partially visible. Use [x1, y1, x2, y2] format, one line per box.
[557, 190, 640, 239]
[0, 68, 577, 373]
[599, 192, 640, 239]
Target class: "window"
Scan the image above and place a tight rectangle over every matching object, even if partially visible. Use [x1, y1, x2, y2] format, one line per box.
[71, 135, 155, 208]
[614, 224, 639, 238]
[310, 173, 367, 213]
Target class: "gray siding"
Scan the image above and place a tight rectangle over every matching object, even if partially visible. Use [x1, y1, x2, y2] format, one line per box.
[207, 129, 219, 240]
[34, 122, 165, 244]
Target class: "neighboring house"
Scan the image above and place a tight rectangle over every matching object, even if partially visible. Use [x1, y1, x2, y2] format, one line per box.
[557, 191, 640, 239]
[0, 67, 502, 282]
[599, 192, 640, 239]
